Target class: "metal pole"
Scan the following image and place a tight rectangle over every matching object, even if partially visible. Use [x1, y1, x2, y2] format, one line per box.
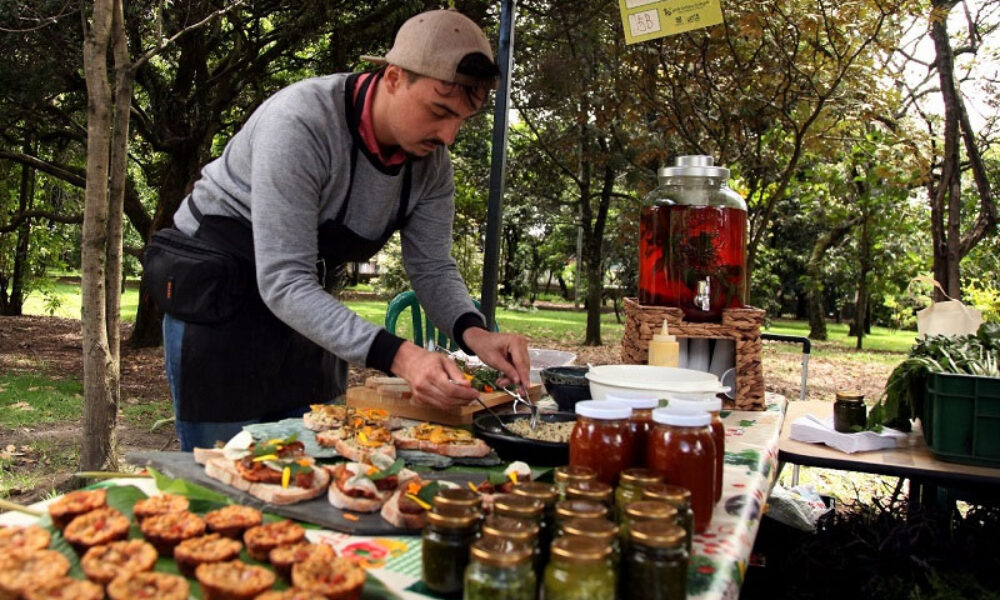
[480, 0, 516, 330]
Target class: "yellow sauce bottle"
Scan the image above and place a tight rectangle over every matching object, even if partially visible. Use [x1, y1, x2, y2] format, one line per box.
[648, 320, 680, 367]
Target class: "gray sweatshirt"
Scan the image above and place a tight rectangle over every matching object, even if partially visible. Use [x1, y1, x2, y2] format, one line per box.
[173, 73, 485, 372]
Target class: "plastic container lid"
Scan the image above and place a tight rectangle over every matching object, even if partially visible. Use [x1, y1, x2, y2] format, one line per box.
[651, 407, 711, 427]
[605, 395, 660, 410]
[575, 400, 632, 420]
[663, 396, 722, 413]
[585, 365, 724, 393]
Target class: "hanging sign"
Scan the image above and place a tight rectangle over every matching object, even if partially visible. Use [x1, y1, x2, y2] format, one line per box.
[618, 0, 723, 45]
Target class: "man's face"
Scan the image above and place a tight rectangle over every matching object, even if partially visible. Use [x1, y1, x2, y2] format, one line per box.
[382, 67, 484, 157]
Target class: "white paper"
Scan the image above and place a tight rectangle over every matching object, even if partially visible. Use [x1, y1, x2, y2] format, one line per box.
[789, 414, 907, 454]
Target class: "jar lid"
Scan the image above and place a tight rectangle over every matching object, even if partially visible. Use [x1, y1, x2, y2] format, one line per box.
[624, 500, 678, 521]
[550, 535, 612, 563]
[493, 493, 544, 518]
[426, 510, 480, 529]
[651, 408, 711, 427]
[659, 155, 730, 179]
[470, 536, 533, 566]
[554, 499, 609, 521]
[575, 400, 632, 420]
[561, 517, 618, 541]
[482, 515, 539, 541]
[619, 468, 662, 487]
[605, 395, 659, 410]
[433, 488, 483, 510]
[663, 395, 722, 413]
[642, 483, 691, 504]
[553, 465, 597, 484]
[566, 480, 613, 502]
[512, 482, 559, 506]
[835, 390, 865, 403]
[629, 521, 686, 548]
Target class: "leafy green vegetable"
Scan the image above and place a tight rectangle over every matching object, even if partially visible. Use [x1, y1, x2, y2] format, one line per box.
[368, 458, 405, 481]
[416, 481, 445, 504]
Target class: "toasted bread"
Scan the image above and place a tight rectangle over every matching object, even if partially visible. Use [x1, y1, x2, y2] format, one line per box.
[204, 457, 329, 505]
[391, 424, 491, 457]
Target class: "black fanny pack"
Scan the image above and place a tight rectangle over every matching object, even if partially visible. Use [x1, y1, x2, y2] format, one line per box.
[142, 227, 250, 324]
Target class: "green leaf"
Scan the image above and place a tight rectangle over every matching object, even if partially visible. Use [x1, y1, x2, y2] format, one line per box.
[416, 481, 444, 505]
[148, 466, 232, 504]
[368, 458, 405, 481]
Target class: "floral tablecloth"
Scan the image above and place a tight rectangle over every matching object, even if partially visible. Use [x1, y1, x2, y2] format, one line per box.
[0, 395, 785, 600]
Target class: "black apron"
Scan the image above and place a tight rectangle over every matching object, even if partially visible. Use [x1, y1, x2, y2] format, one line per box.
[177, 71, 412, 422]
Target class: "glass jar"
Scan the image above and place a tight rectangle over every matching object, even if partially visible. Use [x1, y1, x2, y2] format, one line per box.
[620, 521, 688, 600]
[544, 536, 616, 600]
[511, 482, 558, 557]
[434, 488, 484, 516]
[647, 408, 715, 534]
[615, 468, 662, 523]
[570, 401, 635, 486]
[834, 391, 867, 433]
[493, 494, 546, 570]
[643, 155, 748, 320]
[553, 465, 597, 500]
[481, 515, 541, 585]
[566, 480, 614, 508]
[554, 499, 609, 534]
[561, 517, 620, 571]
[642, 484, 694, 555]
[663, 395, 725, 502]
[609, 397, 660, 468]
[620, 500, 678, 546]
[464, 536, 536, 600]
[422, 510, 481, 595]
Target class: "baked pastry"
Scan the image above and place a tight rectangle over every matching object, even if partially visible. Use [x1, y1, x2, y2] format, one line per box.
[106, 571, 190, 600]
[243, 520, 305, 561]
[133, 493, 190, 522]
[62, 506, 130, 553]
[196, 560, 276, 600]
[174, 533, 243, 577]
[81, 539, 158, 584]
[22, 576, 103, 600]
[0, 549, 71, 599]
[140, 510, 207, 556]
[47, 488, 107, 530]
[0, 525, 50, 552]
[205, 504, 263, 539]
[255, 590, 329, 600]
[269, 542, 336, 580]
[291, 557, 365, 600]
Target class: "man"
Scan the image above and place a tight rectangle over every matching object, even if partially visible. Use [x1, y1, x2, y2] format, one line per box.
[152, 10, 529, 451]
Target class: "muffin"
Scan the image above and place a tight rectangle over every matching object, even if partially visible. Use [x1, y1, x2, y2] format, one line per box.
[22, 576, 104, 600]
[132, 493, 190, 522]
[243, 520, 305, 561]
[205, 505, 263, 539]
[62, 507, 130, 554]
[47, 489, 107, 530]
[255, 590, 329, 600]
[174, 533, 243, 577]
[0, 525, 50, 552]
[140, 510, 206, 556]
[81, 539, 158, 585]
[196, 560, 276, 600]
[268, 542, 336, 580]
[291, 557, 365, 600]
[106, 571, 190, 600]
[0, 549, 71, 599]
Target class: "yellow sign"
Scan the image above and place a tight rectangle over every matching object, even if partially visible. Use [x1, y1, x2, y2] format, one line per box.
[619, 0, 723, 45]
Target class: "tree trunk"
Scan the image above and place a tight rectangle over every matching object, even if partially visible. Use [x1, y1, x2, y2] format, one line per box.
[804, 218, 859, 340]
[5, 137, 35, 316]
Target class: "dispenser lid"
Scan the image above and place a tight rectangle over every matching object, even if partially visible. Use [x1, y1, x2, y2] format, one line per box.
[658, 155, 730, 179]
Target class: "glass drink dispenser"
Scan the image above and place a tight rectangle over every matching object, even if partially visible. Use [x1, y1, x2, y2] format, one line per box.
[638, 156, 747, 321]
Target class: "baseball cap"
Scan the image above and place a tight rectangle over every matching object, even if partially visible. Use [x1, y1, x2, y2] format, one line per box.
[361, 9, 499, 89]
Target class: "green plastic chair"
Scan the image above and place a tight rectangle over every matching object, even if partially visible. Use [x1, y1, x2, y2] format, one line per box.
[384, 290, 496, 351]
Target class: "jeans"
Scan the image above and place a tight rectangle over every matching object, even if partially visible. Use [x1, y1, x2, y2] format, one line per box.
[162, 314, 311, 451]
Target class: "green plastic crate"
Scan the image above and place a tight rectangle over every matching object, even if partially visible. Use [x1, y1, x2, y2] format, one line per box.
[923, 372, 1000, 467]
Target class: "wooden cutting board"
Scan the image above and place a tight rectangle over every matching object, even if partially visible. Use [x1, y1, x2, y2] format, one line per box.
[346, 376, 541, 426]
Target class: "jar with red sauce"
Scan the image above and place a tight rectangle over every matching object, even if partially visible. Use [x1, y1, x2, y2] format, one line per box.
[663, 395, 725, 502]
[569, 401, 635, 487]
[608, 396, 660, 468]
[646, 408, 715, 534]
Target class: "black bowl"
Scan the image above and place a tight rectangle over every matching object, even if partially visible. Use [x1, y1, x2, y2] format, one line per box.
[541, 366, 591, 412]
[473, 410, 576, 466]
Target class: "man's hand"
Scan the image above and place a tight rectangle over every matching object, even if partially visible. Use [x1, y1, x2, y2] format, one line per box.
[390, 341, 479, 409]
[461, 328, 531, 392]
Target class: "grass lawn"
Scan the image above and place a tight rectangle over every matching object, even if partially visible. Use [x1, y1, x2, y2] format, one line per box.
[764, 318, 915, 358]
[23, 279, 140, 323]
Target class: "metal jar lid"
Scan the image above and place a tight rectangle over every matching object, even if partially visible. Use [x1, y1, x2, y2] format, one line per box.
[493, 493, 544, 519]
[566, 480, 614, 504]
[619, 468, 662, 487]
[482, 515, 539, 542]
[470, 536, 533, 567]
[629, 520, 686, 548]
[658, 155, 730, 180]
[554, 465, 597, 485]
[512, 482, 559, 507]
[554, 498, 610, 521]
[433, 488, 483, 512]
[561, 517, 619, 543]
[425, 510, 480, 530]
[835, 390, 865, 403]
[550, 535, 612, 563]
[642, 484, 691, 505]
[624, 500, 678, 522]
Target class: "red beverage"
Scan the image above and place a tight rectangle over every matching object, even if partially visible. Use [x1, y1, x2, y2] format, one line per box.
[638, 204, 674, 305]
[666, 205, 746, 321]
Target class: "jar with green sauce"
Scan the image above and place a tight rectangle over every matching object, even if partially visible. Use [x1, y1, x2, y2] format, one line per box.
[614, 468, 662, 522]
[620, 500, 678, 546]
[561, 517, 620, 571]
[493, 494, 546, 568]
[554, 499, 609, 535]
[481, 515, 542, 585]
[554, 465, 597, 500]
[544, 535, 616, 600]
[464, 536, 535, 600]
[642, 484, 694, 554]
[422, 510, 480, 596]
[833, 390, 867, 433]
[511, 481, 559, 553]
[566, 479, 615, 507]
[620, 520, 688, 600]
